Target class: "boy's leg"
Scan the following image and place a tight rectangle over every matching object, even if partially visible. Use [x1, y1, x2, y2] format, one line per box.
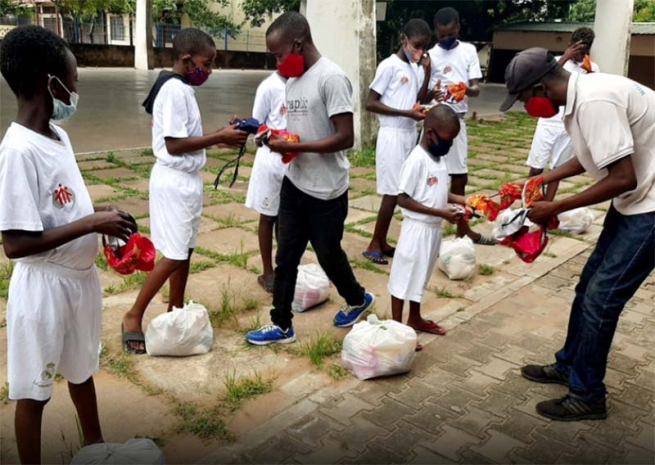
[68, 377, 103, 446]
[391, 295, 404, 322]
[258, 214, 278, 291]
[365, 195, 398, 260]
[167, 249, 193, 311]
[407, 300, 447, 335]
[15, 399, 48, 464]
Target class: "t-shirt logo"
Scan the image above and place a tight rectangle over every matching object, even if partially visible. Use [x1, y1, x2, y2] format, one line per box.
[427, 175, 438, 187]
[443, 65, 453, 75]
[401, 76, 409, 85]
[280, 103, 287, 115]
[53, 184, 75, 209]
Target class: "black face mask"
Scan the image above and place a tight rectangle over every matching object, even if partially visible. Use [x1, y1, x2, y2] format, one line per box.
[427, 131, 452, 159]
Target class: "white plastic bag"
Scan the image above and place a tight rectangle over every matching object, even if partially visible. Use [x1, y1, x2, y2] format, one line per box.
[292, 264, 330, 312]
[437, 237, 476, 280]
[71, 438, 165, 464]
[493, 208, 531, 241]
[557, 207, 594, 234]
[341, 315, 417, 380]
[145, 301, 213, 356]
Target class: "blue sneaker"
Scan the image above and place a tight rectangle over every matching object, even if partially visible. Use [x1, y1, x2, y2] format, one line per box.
[246, 324, 296, 345]
[333, 292, 375, 328]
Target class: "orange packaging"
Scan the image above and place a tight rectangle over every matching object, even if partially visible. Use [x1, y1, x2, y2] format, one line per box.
[466, 194, 500, 222]
[581, 55, 593, 73]
[447, 82, 467, 102]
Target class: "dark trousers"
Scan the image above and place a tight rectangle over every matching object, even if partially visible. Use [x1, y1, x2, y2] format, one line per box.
[270, 177, 365, 330]
[555, 206, 655, 401]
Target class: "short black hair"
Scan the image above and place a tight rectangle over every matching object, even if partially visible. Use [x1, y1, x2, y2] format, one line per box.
[0, 25, 70, 98]
[403, 18, 431, 40]
[434, 7, 460, 27]
[172, 28, 215, 59]
[266, 11, 312, 42]
[571, 27, 595, 46]
[426, 104, 460, 131]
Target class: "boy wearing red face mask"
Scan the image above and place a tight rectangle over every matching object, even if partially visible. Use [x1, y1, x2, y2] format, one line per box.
[362, 18, 432, 266]
[526, 27, 599, 201]
[122, 29, 248, 354]
[246, 12, 375, 345]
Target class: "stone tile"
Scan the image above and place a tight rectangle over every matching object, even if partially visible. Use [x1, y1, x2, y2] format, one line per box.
[471, 389, 519, 419]
[295, 437, 357, 465]
[349, 195, 380, 212]
[513, 432, 573, 464]
[470, 430, 527, 464]
[625, 421, 655, 452]
[459, 343, 495, 364]
[109, 197, 150, 217]
[436, 355, 482, 378]
[409, 445, 455, 464]
[475, 358, 518, 381]
[450, 405, 504, 439]
[372, 420, 437, 457]
[248, 433, 312, 464]
[557, 437, 623, 464]
[91, 167, 139, 180]
[608, 353, 649, 376]
[287, 414, 345, 448]
[422, 425, 483, 462]
[86, 183, 121, 201]
[202, 203, 260, 224]
[489, 411, 545, 445]
[619, 384, 655, 412]
[451, 371, 501, 398]
[341, 443, 406, 464]
[405, 403, 459, 435]
[361, 397, 415, 432]
[609, 444, 655, 465]
[492, 372, 537, 401]
[329, 417, 388, 454]
[389, 380, 437, 410]
[427, 387, 483, 416]
[319, 394, 376, 426]
[195, 228, 260, 255]
[78, 159, 117, 171]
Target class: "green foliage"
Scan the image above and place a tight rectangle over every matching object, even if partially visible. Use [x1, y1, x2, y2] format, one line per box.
[241, 0, 300, 28]
[568, 0, 655, 22]
[634, 0, 655, 21]
[153, 0, 240, 36]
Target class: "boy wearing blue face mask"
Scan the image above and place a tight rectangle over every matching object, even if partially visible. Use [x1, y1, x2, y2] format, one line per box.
[388, 106, 464, 342]
[122, 28, 249, 354]
[425, 7, 494, 246]
[0, 26, 138, 463]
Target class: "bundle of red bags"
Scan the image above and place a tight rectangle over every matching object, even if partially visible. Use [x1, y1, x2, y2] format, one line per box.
[103, 233, 156, 275]
[256, 125, 301, 164]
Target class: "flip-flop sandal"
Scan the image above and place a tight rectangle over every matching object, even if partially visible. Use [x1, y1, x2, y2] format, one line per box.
[415, 343, 424, 352]
[257, 274, 275, 294]
[383, 247, 396, 258]
[409, 320, 447, 336]
[362, 251, 389, 265]
[473, 235, 498, 246]
[122, 323, 147, 355]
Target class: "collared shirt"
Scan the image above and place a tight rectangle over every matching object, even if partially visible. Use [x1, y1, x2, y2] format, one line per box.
[564, 72, 655, 215]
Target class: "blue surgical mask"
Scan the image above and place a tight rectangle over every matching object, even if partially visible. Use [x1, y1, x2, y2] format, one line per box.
[427, 131, 452, 158]
[48, 75, 79, 123]
[438, 37, 458, 50]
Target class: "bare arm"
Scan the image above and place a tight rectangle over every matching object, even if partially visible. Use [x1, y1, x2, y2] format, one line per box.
[465, 78, 480, 98]
[165, 125, 249, 155]
[2, 210, 136, 260]
[365, 90, 418, 119]
[416, 55, 432, 104]
[269, 113, 355, 154]
[398, 193, 463, 223]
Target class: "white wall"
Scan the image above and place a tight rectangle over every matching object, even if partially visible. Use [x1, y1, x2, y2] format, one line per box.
[593, 0, 635, 75]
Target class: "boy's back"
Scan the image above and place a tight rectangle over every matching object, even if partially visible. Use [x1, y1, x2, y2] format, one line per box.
[152, 78, 206, 174]
[253, 72, 287, 129]
[0, 123, 96, 269]
[285, 57, 353, 200]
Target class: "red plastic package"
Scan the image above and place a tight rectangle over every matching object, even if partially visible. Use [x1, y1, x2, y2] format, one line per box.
[498, 183, 523, 210]
[103, 233, 156, 275]
[447, 82, 467, 102]
[256, 125, 301, 164]
[500, 226, 548, 264]
[466, 194, 500, 222]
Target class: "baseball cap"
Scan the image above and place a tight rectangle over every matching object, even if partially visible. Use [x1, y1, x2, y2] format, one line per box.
[500, 48, 558, 112]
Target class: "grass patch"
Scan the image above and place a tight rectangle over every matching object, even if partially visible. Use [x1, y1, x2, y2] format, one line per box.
[543, 251, 557, 258]
[327, 364, 349, 380]
[348, 145, 376, 168]
[195, 245, 254, 270]
[0, 382, 9, 404]
[456, 307, 466, 312]
[478, 264, 496, 276]
[350, 258, 388, 275]
[142, 148, 154, 156]
[223, 370, 273, 412]
[207, 281, 262, 327]
[443, 223, 457, 237]
[296, 332, 342, 368]
[174, 401, 229, 440]
[212, 213, 243, 229]
[95, 254, 109, 272]
[138, 224, 151, 235]
[432, 287, 457, 299]
[242, 314, 263, 334]
[101, 348, 137, 379]
[103, 271, 149, 296]
[344, 223, 374, 239]
[204, 188, 246, 205]
[0, 261, 15, 300]
[190, 261, 216, 274]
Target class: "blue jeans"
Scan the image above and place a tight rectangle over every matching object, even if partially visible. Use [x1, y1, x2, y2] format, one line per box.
[555, 205, 655, 402]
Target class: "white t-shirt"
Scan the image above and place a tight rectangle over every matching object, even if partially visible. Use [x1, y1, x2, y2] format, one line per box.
[152, 78, 206, 174]
[539, 56, 600, 128]
[564, 72, 655, 215]
[370, 54, 421, 130]
[253, 72, 287, 130]
[285, 57, 353, 200]
[398, 145, 450, 225]
[0, 123, 97, 270]
[427, 41, 482, 114]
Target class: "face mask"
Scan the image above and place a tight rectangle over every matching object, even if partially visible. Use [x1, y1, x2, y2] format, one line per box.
[278, 53, 305, 78]
[48, 75, 79, 123]
[187, 66, 210, 86]
[525, 96, 558, 118]
[403, 41, 423, 64]
[427, 131, 452, 158]
[438, 37, 458, 50]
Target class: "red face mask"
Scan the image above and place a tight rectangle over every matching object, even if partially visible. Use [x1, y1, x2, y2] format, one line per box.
[525, 96, 558, 118]
[278, 53, 305, 78]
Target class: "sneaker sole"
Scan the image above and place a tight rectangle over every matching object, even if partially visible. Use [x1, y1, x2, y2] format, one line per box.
[247, 336, 297, 346]
[521, 371, 569, 387]
[334, 294, 376, 328]
[536, 405, 607, 422]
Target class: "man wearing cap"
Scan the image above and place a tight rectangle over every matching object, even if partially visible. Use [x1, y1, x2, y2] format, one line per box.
[501, 47, 655, 421]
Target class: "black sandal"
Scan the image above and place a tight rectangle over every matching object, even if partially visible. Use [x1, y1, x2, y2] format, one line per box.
[257, 274, 275, 294]
[122, 323, 147, 355]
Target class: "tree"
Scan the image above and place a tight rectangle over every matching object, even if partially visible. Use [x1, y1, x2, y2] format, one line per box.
[241, 0, 299, 28]
[569, 0, 655, 22]
[153, 0, 240, 37]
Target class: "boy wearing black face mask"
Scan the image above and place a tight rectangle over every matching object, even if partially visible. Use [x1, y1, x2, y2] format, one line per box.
[424, 7, 494, 246]
[0, 26, 139, 463]
[122, 28, 248, 354]
[388, 106, 464, 341]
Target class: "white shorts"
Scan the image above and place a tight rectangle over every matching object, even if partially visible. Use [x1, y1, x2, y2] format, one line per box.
[388, 218, 442, 302]
[376, 127, 417, 196]
[419, 118, 468, 175]
[245, 145, 287, 217]
[7, 262, 102, 401]
[150, 163, 203, 260]
[527, 123, 574, 170]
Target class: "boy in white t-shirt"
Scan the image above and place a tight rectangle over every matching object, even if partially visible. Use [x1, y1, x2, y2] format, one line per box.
[526, 27, 599, 200]
[245, 71, 287, 292]
[0, 26, 138, 464]
[389, 106, 464, 343]
[122, 29, 248, 353]
[362, 19, 432, 265]
[425, 7, 495, 246]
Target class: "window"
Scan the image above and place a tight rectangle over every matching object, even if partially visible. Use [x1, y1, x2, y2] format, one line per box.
[43, 17, 57, 34]
[110, 16, 125, 41]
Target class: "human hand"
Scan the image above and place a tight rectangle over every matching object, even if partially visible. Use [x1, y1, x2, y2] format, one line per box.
[406, 107, 426, 121]
[527, 201, 559, 226]
[562, 41, 586, 63]
[267, 133, 293, 154]
[430, 79, 444, 102]
[217, 124, 249, 147]
[89, 210, 137, 242]
[419, 53, 431, 75]
[441, 205, 464, 224]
